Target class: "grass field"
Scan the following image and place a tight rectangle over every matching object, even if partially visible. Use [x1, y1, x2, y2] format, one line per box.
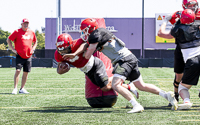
[0, 67, 200, 125]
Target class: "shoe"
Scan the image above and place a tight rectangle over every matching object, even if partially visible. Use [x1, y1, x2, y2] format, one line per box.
[12, 88, 17, 94]
[166, 91, 178, 110]
[128, 82, 139, 99]
[168, 92, 179, 107]
[127, 104, 144, 113]
[19, 88, 29, 94]
[177, 102, 192, 110]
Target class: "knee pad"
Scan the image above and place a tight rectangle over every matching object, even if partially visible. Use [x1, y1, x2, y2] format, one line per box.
[173, 79, 180, 88]
[178, 84, 189, 93]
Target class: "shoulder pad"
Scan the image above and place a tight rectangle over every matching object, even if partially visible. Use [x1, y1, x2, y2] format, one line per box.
[194, 20, 200, 25]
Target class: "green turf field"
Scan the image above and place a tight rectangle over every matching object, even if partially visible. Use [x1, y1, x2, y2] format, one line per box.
[0, 68, 199, 125]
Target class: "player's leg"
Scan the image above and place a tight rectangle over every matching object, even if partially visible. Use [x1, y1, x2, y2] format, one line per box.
[111, 76, 144, 113]
[21, 72, 28, 90]
[174, 73, 183, 101]
[121, 82, 139, 99]
[19, 57, 31, 94]
[178, 83, 192, 109]
[173, 45, 185, 103]
[12, 69, 21, 94]
[133, 75, 178, 110]
[112, 59, 143, 113]
[12, 55, 23, 94]
[177, 56, 200, 109]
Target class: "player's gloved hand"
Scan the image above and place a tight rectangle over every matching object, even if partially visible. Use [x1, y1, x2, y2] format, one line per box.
[169, 11, 182, 25]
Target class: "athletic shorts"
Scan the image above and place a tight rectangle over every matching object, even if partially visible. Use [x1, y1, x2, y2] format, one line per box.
[16, 54, 32, 72]
[85, 57, 108, 88]
[174, 45, 185, 73]
[182, 55, 200, 85]
[112, 54, 140, 82]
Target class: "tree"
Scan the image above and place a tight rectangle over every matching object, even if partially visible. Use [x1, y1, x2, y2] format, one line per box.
[35, 30, 45, 49]
[0, 28, 11, 47]
[0, 43, 6, 50]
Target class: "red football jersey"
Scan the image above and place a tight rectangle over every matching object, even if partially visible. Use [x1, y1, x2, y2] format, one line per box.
[54, 38, 89, 68]
[8, 28, 37, 59]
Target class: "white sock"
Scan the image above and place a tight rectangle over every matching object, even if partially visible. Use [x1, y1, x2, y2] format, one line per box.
[159, 90, 167, 100]
[184, 98, 190, 103]
[129, 98, 139, 106]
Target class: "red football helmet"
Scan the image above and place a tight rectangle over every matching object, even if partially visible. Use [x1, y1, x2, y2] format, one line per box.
[180, 9, 196, 24]
[80, 18, 99, 41]
[56, 33, 73, 55]
[182, 0, 199, 13]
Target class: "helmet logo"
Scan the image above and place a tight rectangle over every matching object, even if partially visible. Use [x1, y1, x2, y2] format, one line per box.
[56, 41, 64, 46]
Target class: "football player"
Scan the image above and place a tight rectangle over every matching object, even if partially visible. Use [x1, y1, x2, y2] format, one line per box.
[79, 18, 178, 113]
[158, 9, 200, 110]
[158, 0, 200, 106]
[55, 33, 139, 97]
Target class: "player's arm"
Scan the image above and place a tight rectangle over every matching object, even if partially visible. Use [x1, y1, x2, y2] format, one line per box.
[57, 62, 70, 74]
[32, 40, 37, 52]
[157, 13, 174, 39]
[62, 42, 89, 60]
[85, 43, 98, 59]
[157, 22, 174, 39]
[7, 38, 17, 54]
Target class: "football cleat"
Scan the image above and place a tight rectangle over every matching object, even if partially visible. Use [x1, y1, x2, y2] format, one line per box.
[127, 104, 144, 113]
[177, 102, 193, 110]
[166, 91, 178, 110]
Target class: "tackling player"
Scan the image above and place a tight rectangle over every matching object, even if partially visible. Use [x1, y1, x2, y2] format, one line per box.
[79, 18, 178, 113]
[54, 33, 139, 97]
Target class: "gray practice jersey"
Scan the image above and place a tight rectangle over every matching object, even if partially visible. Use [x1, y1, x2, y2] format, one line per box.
[88, 28, 132, 64]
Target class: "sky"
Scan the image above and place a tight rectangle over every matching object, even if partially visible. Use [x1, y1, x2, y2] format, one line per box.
[0, 0, 187, 33]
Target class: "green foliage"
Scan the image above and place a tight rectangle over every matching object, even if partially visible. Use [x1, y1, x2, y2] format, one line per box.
[35, 30, 45, 49]
[0, 43, 7, 50]
[0, 28, 11, 47]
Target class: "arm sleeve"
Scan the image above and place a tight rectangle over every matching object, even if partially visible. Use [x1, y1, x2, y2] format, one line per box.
[8, 30, 17, 42]
[32, 32, 37, 43]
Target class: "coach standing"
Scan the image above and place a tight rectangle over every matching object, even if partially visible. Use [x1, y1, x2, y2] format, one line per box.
[7, 18, 37, 94]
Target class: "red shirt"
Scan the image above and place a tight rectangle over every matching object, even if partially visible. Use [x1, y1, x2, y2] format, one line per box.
[8, 28, 37, 59]
[54, 38, 89, 68]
